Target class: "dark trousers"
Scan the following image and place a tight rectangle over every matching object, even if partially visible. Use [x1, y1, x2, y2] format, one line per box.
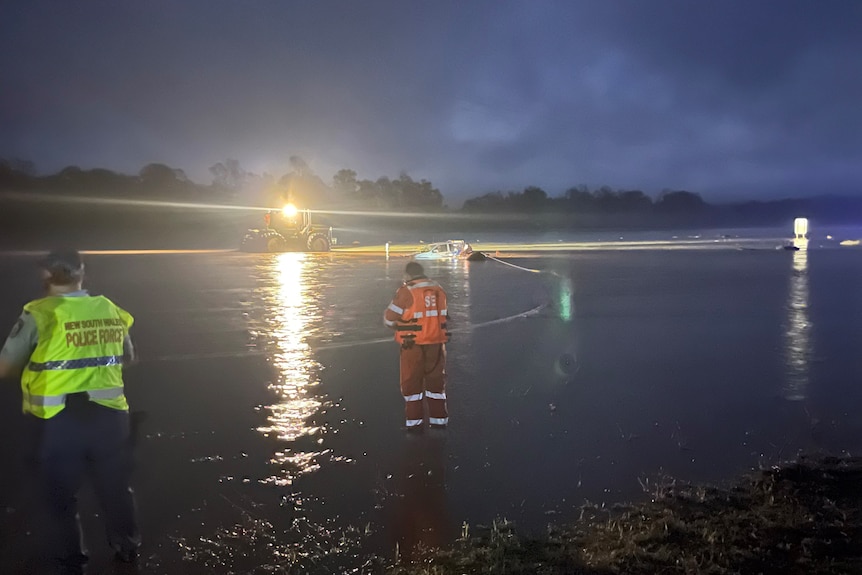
[28, 397, 140, 573]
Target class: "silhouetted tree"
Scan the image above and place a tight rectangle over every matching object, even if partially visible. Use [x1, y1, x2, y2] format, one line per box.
[332, 169, 359, 196]
[140, 163, 180, 185]
[396, 173, 444, 209]
[356, 178, 383, 207]
[655, 190, 705, 212]
[277, 158, 330, 208]
[593, 186, 620, 212]
[42, 166, 134, 195]
[564, 185, 596, 211]
[375, 177, 398, 207]
[0, 157, 37, 189]
[289, 155, 311, 177]
[463, 191, 507, 212]
[618, 190, 653, 212]
[138, 163, 197, 197]
[58, 166, 83, 179]
[209, 159, 247, 195]
[523, 186, 548, 204]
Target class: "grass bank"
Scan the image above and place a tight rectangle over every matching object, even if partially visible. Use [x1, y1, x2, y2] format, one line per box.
[386, 455, 862, 574]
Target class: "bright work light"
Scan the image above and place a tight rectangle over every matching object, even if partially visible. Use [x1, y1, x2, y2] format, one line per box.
[794, 217, 808, 239]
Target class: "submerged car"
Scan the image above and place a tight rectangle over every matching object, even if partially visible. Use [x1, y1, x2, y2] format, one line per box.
[413, 240, 475, 260]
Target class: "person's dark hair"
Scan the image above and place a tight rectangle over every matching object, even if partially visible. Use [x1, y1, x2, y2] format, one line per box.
[39, 249, 84, 286]
[405, 261, 425, 278]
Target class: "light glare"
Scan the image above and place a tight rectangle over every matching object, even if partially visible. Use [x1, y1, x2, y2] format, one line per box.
[794, 217, 809, 238]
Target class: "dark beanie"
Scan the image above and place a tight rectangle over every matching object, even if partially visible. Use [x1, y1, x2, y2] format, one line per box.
[405, 261, 425, 278]
[39, 249, 84, 285]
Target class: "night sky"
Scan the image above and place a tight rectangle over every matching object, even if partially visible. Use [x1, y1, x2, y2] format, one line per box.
[2, 1, 860, 203]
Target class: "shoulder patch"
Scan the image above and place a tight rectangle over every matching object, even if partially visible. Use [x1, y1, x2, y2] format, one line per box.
[9, 318, 24, 339]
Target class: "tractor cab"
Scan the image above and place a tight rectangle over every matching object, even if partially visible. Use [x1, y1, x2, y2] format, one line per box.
[240, 204, 335, 252]
[265, 204, 310, 235]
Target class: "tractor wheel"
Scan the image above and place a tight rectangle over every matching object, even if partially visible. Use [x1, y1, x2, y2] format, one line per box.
[266, 235, 287, 252]
[240, 231, 267, 252]
[307, 233, 331, 252]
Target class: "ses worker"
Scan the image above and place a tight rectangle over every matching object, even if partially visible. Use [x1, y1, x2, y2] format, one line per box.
[383, 262, 450, 433]
[0, 249, 140, 575]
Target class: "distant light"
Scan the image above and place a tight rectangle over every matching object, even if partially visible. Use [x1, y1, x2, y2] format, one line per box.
[282, 204, 298, 218]
[794, 217, 809, 239]
[559, 276, 573, 322]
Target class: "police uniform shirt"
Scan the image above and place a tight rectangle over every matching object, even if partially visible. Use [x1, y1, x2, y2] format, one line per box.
[0, 291, 135, 371]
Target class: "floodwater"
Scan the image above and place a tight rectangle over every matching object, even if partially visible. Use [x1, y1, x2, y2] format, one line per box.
[1, 238, 862, 574]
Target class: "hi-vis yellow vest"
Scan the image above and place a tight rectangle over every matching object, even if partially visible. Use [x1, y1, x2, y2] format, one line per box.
[21, 295, 133, 419]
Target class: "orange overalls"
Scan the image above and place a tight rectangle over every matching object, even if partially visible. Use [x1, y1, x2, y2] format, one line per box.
[383, 277, 449, 429]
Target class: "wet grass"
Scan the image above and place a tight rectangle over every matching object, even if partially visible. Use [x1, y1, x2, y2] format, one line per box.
[386, 455, 862, 574]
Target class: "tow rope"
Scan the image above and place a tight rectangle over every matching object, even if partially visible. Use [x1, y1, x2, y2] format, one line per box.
[149, 252, 561, 363]
[149, 303, 547, 362]
[484, 254, 543, 274]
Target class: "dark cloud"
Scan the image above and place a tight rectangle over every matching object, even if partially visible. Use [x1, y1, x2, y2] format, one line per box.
[1, 0, 860, 203]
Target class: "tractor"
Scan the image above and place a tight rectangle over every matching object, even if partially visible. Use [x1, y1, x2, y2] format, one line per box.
[240, 204, 335, 252]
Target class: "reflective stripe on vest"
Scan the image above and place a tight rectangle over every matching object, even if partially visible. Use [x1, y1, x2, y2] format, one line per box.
[28, 355, 124, 372]
[394, 278, 449, 345]
[414, 311, 447, 318]
[26, 387, 125, 407]
[21, 295, 132, 419]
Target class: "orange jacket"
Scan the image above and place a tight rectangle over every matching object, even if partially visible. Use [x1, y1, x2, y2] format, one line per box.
[384, 277, 449, 345]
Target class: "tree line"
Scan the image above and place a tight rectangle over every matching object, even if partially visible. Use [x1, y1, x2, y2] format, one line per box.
[0, 156, 702, 213]
[0, 157, 444, 211]
[2, 156, 860, 226]
[462, 185, 706, 215]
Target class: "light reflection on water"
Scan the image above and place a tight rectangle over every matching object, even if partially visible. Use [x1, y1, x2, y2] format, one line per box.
[177, 254, 370, 575]
[257, 253, 321, 441]
[251, 253, 346, 486]
[784, 240, 811, 401]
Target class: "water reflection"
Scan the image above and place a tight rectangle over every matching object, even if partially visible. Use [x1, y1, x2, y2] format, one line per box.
[253, 253, 328, 485]
[435, 258, 473, 377]
[550, 268, 578, 383]
[555, 270, 574, 323]
[450, 259, 471, 342]
[390, 435, 452, 560]
[784, 239, 811, 401]
[459, 258, 471, 313]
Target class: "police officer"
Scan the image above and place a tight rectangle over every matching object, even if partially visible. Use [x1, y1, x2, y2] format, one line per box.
[383, 262, 450, 432]
[0, 249, 140, 574]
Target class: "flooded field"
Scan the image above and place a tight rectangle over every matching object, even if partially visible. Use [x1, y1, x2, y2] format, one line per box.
[1, 242, 861, 573]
